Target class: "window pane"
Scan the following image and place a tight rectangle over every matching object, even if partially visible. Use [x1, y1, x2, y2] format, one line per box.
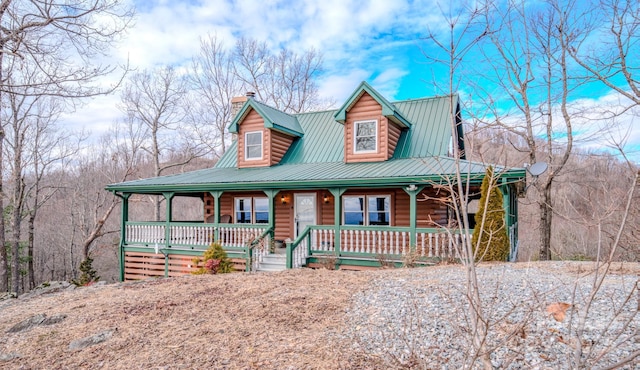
[356, 121, 375, 136]
[254, 198, 269, 223]
[344, 197, 364, 212]
[255, 212, 269, 223]
[368, 211, 389, 225]
[344, 196, 364, 225]
[254, 198, 268, 212]
[247, 145, 261, 159]
[368, 196, 390, 212]
[345, 212, 364, 225]
[245, 132, 262, 159]
[368, 196, 390, 226]
[246, 132, 262, 145]
[356, 136, 376, 151]
[236, 211, 252, 223]
[355, 121, 376, 152]
[235, 198, 251, 223]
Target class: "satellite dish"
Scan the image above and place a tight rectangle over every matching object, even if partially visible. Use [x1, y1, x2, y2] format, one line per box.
[527, 162, 548, 177]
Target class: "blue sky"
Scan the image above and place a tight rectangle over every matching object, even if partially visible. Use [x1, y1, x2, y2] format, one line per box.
[67, 0, 639, 161]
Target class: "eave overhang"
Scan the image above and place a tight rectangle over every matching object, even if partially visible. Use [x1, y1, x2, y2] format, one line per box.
[334, 81, 411, 128]
[228, 99, 303, 137]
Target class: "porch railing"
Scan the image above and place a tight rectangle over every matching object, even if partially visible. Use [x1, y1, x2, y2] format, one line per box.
[124, 222, 474, 268]
[123, 221, 269, 251]
[286, 225, 470, 266]
[247, 227, 273, 272]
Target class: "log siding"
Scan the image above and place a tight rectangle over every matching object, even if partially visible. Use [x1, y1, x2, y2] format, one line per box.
[344, 92, 402, 163]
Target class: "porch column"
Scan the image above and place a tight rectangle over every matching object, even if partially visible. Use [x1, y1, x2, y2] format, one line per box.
[162, 192, 174, 278]
[500, 184, 514, 252]
[118, 193, 131, 282]
[262, 190, 278, 230]
[403, 185, 424, 249]
[329, 188, 346, 255]
[209, 191, 223, 241]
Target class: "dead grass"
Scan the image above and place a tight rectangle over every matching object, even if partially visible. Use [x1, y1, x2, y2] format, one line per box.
[0, 269, 376, 369]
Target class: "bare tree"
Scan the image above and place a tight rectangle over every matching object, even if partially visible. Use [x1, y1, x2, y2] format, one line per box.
[568, 0, 640, 106]
[234, 37, 329, 113]
[0, 0, 133, 294]
[189, 34, 242, 156]
[421, 2, 497, 368]
[475, 0, 597, 260]
[120, 66, 212, 221]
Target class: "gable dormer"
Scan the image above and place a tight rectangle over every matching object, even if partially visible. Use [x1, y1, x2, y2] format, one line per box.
[229, 98, 303, 168]
[334, 82, 410, 163]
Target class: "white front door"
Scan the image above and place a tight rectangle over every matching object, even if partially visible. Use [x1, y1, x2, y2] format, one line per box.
[294, 193, 316, 238]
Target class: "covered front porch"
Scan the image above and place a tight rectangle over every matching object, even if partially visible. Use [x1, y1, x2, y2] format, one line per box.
[116, 182, 520, 280]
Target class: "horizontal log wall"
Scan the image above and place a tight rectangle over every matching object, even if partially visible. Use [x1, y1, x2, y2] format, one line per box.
[270, 130, 294, 165]
[237, 109, 270, 168]
[345, 92, 386, 163]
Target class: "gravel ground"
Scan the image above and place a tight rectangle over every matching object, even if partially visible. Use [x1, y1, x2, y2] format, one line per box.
[342, 262, 639, 369]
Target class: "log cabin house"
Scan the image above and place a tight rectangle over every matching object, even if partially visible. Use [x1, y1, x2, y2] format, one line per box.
[106, 81, 525, 280]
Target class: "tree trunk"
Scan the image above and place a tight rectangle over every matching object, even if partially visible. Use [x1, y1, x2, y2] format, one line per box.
[0, 132, 7, 292]
[539, 181, 553, 260]
[11, 217, 21, 294]
[27, 211, 36, 290]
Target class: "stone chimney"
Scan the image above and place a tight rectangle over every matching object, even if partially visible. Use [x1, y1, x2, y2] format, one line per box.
[231, 96, 248, 118]
[230, 92, 257, 141]
[230, 92, 256, 118]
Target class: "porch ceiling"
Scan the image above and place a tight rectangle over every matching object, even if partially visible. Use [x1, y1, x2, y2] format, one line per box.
[106, 157, 526, 194]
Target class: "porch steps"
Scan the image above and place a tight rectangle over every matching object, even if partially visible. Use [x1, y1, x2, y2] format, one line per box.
[257, 254, 287, 272]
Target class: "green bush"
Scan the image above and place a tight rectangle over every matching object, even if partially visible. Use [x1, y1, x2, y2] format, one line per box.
[72, 256, 100, 286]
[471, 166, 509, 261]
[192, 242, 233, 274]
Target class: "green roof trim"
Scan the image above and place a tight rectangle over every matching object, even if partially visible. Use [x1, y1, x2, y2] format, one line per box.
[334, 81, 411, 128]
[228, 99, 304, 137]
[106, 156, 526, 194]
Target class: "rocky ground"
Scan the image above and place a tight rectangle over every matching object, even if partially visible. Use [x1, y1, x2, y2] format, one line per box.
[0, 261, 637, 369]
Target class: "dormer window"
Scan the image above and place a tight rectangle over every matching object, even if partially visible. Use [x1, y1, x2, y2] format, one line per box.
[354, 120, 377, 153]
[245, 131, 263, 160]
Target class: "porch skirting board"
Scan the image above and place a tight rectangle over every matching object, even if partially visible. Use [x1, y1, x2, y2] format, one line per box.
[123, 250, 246, 281]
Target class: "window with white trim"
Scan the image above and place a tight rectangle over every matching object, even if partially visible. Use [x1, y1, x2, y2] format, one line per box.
[354, 120, 377, 153]
[343, 195, 390, 225]
[245, 131, 263, 160]
[235, 197, 269, 223]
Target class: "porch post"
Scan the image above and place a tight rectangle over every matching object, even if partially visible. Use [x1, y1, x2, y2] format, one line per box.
[329, 188, 346, 255]
[262, 190, 278, 230]
[500, 184, 513, 252]
[163, 192, 174, 278]
[403, 185, 424, 249]
[209, 191, 223, 241]
[119, 193, 130, 282]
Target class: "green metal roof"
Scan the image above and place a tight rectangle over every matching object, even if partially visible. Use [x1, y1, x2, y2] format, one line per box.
[334, 81, 411, 128]
[106, 83, 512, 194]
[106, 156, 526, 193]
[216, 93, 457, 168]
[228, 99, 303, 137]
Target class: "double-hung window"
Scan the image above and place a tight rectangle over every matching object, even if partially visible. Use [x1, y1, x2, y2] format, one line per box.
[354, 120, 377, 153]
[245, 131, 263, 160]
[343, 195, 390, 226]
[235, 197, 269, 223]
